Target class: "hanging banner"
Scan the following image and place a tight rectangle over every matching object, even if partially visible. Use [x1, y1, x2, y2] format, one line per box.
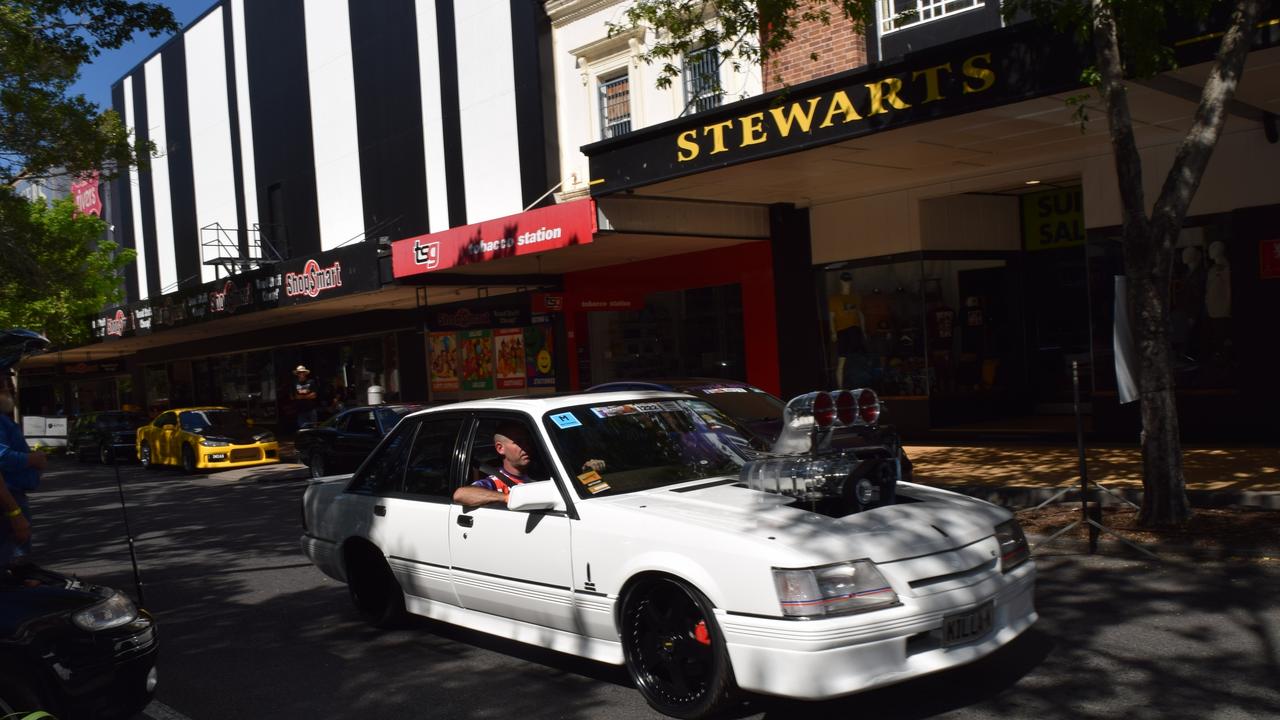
[392, 199, 596, 277]
[494, 328, 527, 390]
[524, 325, 556, 388]
[71, 171, 102, 217]
[459, 329, 494, 391]
[429, 332, 460, 392]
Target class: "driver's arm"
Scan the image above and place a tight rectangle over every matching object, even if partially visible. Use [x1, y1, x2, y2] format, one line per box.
[452, 485, 507, 506]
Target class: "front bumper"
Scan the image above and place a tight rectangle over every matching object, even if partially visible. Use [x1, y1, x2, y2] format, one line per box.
[197, 442, 279, 469]
[49, 613, 159, 720]
[718, 561, 1036, 700]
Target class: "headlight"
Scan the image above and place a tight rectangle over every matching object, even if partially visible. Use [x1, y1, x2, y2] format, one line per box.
[995, 519, 1030, 572]
[253, 431, 275, 443]
[200, 439, 230, 447]
[772, 560, 898, 618]
[72, 591, 138, 632]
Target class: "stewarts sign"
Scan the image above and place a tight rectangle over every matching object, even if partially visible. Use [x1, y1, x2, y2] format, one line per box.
[584, 24, 1087, 192]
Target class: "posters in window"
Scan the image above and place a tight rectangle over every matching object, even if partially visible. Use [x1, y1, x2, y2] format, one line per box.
[429, 332, 459, 392]
[524, 326, 556, 388]
[460, 329, 494, 391]
[494, 328, 527, 390]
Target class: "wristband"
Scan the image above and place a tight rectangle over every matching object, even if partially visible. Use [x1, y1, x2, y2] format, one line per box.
[5, 507, 22, 518]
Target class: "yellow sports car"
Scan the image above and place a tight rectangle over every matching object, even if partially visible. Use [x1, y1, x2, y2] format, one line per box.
[136, 406, 279, 473]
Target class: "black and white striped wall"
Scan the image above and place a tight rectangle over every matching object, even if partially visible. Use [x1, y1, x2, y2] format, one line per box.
[109, 0, 558, 303]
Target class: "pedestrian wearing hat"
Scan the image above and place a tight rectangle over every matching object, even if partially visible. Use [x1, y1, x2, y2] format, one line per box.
[292, 365, 319, 429]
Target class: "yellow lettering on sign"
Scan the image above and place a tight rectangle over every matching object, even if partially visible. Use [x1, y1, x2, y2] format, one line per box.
[962, 53, 996, 94]
[769, 97, 822, 137]
[676, 129, 700, 162]
[704, 120, 735, 154]
[740, 112, 767, 147]
[819, 90, 863, 128]
[912, 63, 952, 104]
[866, 77, 911, 115]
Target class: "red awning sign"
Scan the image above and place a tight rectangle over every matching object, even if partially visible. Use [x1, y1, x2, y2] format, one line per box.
[392, 199, 596, 278]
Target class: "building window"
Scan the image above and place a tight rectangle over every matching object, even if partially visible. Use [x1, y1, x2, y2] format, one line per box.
[880, 0, 982, 33]
[682, 47, 722, 115]
[598, 73, 632, 139]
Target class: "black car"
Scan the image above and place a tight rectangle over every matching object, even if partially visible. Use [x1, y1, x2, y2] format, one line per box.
[0, 565, 158, 719]
[67, 411, 148, 464]
[295, 404, 427, 478]
[586, 378, 786, 442]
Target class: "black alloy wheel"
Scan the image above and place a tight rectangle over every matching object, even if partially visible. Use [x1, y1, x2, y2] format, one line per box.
[346, 544, 406, 629]
[140, 442, 158, 471]
[181, 445, 198, 474]
[622, 578, 737, 719]
[310, 453, 326, 479]
[99, 442, 114, 465]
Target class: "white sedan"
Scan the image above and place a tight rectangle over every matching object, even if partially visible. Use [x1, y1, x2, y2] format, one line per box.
[301, 390, 1036, 718]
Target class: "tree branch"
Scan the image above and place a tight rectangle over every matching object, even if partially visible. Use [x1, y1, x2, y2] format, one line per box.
[1091, 0, 1149, 240]
[1150, 0, 1264, 240]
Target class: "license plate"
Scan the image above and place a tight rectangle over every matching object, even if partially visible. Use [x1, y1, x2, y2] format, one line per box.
[942, 601, 994, 647]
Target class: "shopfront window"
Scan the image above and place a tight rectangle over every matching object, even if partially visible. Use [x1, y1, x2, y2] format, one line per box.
[587, 284, 745, 384]
[823, 262, 926, 396]
[143, 364, 170, 414]
[1089, 219, 1239, 393]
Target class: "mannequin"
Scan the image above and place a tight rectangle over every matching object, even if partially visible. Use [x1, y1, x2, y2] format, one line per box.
[828, 272, 865, 387]
[1205, 241, 1230, 319]
[1172, 245, 1207, 358]
[1205, 240, 1231, 361]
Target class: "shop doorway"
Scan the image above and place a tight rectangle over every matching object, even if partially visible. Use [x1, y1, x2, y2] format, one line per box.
[1021, 244, 1092, 412]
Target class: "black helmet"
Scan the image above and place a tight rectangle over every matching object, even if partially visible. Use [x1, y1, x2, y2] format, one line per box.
[0, 329, 51, 373]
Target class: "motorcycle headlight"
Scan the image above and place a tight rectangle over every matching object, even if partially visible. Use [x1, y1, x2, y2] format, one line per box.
[200, 439, 230, 447]
[772, 560, 898, 618]
[995, 519, 1030, 572]
[72, 591, 138, 632]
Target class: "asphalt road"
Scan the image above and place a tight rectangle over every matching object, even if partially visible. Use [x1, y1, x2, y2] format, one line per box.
[24, 457, 1280, 720]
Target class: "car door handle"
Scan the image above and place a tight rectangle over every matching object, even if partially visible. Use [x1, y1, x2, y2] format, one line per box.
[374, 505, 386, 517]
[456, 515, 473, 528]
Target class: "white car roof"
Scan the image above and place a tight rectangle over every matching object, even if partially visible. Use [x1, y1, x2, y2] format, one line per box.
[404, 390, 695, 419]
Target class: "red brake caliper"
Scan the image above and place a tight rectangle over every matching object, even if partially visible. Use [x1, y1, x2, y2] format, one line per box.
[693, 620, 711, 645]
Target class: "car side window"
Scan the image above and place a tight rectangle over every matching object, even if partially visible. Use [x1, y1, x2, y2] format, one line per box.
[346, 410, 378, 435]
[347, 418, 418, 496]
[154, 412, 176, 427]
[468, 415, 550, 484]
[402, 416, 465, 498]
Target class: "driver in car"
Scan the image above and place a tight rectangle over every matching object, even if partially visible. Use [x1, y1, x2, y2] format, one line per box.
[452, 422, 539, 507]
[452, 422, 606, 507]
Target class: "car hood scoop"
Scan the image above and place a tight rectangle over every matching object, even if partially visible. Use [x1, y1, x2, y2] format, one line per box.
[609, 480, 1006, 563]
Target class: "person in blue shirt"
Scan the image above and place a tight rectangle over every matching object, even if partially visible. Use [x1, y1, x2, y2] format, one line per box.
[1, 376, 45, 567]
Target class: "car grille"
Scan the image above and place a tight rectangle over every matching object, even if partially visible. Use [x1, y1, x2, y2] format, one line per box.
[230, 448, 262, 462]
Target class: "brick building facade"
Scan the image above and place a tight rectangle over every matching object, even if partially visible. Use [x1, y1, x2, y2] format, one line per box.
[763, 2, 868, 90]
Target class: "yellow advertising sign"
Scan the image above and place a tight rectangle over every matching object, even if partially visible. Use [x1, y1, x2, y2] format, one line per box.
[1022, 186, 1085, 251]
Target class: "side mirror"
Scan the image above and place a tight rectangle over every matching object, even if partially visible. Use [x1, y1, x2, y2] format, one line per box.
[506, 481, 568, 513]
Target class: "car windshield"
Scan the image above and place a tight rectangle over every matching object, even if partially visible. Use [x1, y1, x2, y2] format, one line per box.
[180, 410, 249, 434]
[542, 398, 763, 498]
[97, 413, 147, 430]
[687, 386, 784, 423]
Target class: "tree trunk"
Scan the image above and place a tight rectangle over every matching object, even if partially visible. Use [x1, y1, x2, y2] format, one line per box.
[1091, 0, 1262, 526]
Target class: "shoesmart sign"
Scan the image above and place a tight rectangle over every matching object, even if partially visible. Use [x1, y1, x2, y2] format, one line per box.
[391, 199, 596, 278]
[583, 23, 1088, 193]
[90, 242, 383, 340]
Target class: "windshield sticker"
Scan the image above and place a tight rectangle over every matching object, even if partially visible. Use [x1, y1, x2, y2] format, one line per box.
[590, 404, 640, 418]
[700, 386, 748, 393]
[659, 401, 683, 412]
[550, 412, 582, 429]
[576, 469, 602, 485]
[585, 480, 611, 494]
[633, 402, 666, 413]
